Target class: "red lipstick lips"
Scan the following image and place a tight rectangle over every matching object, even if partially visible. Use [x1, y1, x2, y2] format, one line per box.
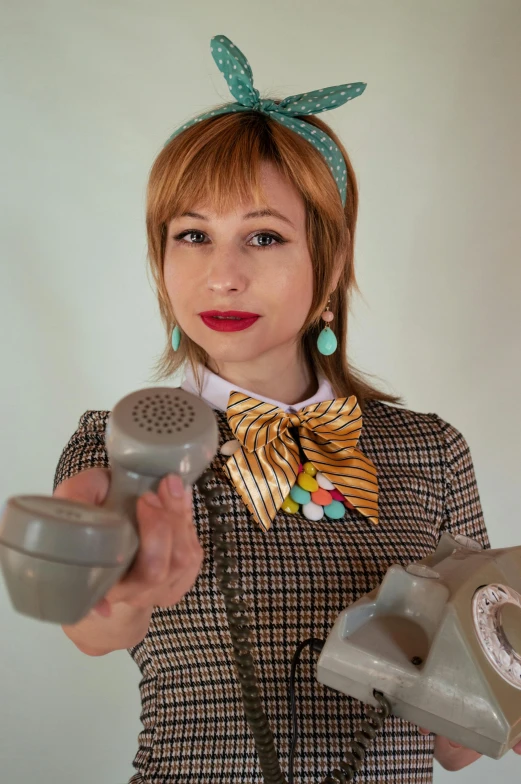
[199, 310, 260, 332]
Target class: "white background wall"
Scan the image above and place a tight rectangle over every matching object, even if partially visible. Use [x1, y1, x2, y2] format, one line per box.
[1, 1, 520, 782]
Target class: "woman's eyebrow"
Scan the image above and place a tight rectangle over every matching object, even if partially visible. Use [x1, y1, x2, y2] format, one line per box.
[178, 209, 295, 229]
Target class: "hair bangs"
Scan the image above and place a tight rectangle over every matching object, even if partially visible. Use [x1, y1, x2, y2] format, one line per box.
[160, 111, 292, 224]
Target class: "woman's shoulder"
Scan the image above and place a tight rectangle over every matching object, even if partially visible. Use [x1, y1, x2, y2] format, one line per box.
[361, 398, 471, 469]
[53, 409, 111, 491]
[363, 398, 443, 432]
[74, 409, 111, 434]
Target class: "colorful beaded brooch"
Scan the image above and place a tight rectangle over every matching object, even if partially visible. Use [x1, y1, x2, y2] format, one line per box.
[220, 441, 354, 523]
[281, 461, 354, 521]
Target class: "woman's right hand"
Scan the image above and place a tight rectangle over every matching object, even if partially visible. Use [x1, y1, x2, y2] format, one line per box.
[54, 467, 203, 650]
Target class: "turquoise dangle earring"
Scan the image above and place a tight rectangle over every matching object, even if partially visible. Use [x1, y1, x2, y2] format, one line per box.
[317, 295, 337, 355]
[171, 323, 182, 351]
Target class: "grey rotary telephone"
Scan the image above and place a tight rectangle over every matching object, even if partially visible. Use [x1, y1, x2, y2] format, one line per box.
[1, 386, 521, 782]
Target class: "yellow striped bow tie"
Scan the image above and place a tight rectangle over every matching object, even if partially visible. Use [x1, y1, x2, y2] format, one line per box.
[222, 392, 379, 531]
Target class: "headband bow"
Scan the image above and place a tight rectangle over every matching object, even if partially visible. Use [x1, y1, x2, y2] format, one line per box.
[221, 392, 379, 531]
[164, 34, 367, 207]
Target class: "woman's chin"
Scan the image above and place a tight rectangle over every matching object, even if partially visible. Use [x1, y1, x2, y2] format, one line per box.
[203, 344, 264, 364]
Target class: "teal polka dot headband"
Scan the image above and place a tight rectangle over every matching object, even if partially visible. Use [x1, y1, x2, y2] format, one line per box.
[164, 34, 367, 207]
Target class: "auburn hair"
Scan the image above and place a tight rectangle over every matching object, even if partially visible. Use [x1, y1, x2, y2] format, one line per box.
[145, 101, 403, 411]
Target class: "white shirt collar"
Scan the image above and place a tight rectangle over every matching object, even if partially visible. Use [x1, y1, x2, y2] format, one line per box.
[180, 362, 335, 413]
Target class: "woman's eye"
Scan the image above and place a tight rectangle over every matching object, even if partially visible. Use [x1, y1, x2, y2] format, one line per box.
[250, 233, 279, 248]
[175, 230, 206, 245]
[173, 230, 284, 249]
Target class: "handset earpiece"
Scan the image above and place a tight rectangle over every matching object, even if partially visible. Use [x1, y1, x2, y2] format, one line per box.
[0, 388, 218, 625]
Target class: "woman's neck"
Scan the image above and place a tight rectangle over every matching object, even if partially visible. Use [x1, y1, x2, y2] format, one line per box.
[207, 354, 318, 406]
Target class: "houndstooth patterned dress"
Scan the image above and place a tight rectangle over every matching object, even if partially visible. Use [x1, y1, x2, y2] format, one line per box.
[53, 398, 490, 784]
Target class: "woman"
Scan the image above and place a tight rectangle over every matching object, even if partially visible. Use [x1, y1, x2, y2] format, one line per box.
[52, 34, 509, 784]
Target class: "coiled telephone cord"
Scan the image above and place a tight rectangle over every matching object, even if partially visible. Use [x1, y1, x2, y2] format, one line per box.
[196, 469, 392, 784]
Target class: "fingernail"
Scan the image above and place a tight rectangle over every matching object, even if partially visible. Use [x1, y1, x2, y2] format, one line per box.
[143, 491, 162, 508]
[167, 474, 184, 498]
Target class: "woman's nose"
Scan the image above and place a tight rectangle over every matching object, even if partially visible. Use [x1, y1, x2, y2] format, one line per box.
[206, 248, 248, 293]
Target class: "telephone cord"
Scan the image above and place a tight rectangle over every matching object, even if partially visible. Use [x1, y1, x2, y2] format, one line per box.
[195, 468, 392, 784]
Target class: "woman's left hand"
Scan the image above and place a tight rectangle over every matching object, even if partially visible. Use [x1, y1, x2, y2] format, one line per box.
[418, 728, 521, 771]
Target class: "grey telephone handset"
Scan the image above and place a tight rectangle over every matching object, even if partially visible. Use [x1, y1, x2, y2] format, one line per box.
[0, 388, 219, 625]
[1, 386, 521, 784]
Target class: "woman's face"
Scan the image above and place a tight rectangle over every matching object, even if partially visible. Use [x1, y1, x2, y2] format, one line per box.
[163, 161, 314, 373]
